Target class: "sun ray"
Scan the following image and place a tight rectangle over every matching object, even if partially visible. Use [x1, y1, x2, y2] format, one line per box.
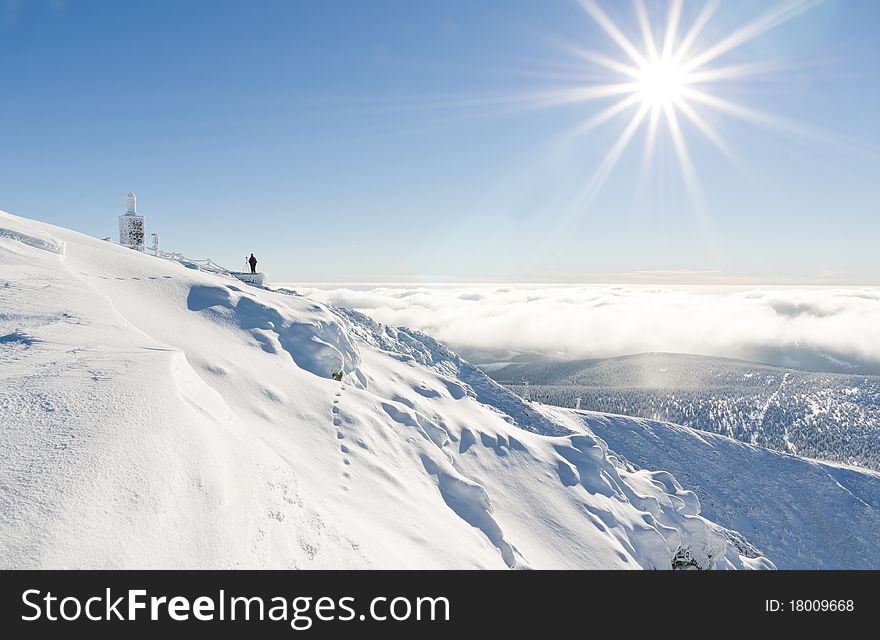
[543, 93, 644, 160]
[564, 46, 642, 79]
[637, 105, 663, 192]
[577, 0, 647, 68]
[674, 99, 736, 160]
[634, 0, 660, 62]
[571, 104, 651, 214]
[682, 0, 824, 72]
[686, 61, 788, 85]
[536, 103, 650, 255]
[499, 67, 619, 84]
[644, 106, 662, 162]
[661, 0, 684, 60]
[566, 93, 644, 140]
[682, 86, 879, 157]
[389, 83, 640, 117]
[673, 0, 719, 63]
[664, 102, 708, 216]
[333, 86, 639, 114]
[674, 98, 761, 184]
[522, 83, 640, 109]
[680, 86, 799, 131]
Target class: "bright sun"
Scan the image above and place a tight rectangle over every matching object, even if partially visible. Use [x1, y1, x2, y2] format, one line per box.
[548, 0, 820, 214]
[635, 57, 690, 108]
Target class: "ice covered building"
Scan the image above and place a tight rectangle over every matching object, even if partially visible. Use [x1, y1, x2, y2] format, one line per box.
[118, 192, 145, 251]
[115, 191, 267, 287]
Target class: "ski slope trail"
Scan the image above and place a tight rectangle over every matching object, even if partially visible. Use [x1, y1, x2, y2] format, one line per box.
[2, 209, 777, 569]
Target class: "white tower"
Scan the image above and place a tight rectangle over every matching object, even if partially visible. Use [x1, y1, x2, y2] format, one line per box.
[119, 192, 145, 251]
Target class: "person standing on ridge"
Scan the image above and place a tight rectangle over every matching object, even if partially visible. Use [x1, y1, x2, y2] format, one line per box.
[248, 253, 258, 274]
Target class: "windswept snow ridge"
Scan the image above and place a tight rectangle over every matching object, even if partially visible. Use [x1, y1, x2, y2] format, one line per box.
[0, 225, 65, 256]
[0, 210, 778, 569]
[186, 284, 360, 379]
[560, 409, 880, 569]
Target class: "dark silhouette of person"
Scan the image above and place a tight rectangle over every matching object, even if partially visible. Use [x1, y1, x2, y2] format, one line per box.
[248, 253, 258, 274]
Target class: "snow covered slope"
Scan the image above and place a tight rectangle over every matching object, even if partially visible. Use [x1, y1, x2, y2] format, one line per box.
[541, 407, 880, 569]
[0, 210, 769, 570]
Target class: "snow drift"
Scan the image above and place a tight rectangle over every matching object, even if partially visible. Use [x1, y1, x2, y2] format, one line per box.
[544, 407, 880, 569]
[1, 209, 781, 569]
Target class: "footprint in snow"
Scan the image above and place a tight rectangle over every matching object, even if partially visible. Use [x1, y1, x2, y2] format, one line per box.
[331, 384, 352, 478]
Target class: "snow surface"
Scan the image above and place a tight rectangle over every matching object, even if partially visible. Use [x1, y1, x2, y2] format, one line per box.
[563, 410, 880, 569]
[0, 210, 773, 569]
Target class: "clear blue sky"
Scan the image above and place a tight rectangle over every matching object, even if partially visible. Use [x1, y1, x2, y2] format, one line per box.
[2, 0, 878, 282]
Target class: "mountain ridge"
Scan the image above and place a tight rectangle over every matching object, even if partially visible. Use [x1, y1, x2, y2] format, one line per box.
[3, 210, 877, 569]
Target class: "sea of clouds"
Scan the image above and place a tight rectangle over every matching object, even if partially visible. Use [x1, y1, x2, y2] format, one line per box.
[295, 284, 880, 369]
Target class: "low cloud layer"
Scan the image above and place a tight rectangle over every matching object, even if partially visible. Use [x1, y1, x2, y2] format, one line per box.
[298, 285, 880, 369]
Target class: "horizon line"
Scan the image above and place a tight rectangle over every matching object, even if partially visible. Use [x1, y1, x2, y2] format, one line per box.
[285, 279, 880, 288]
